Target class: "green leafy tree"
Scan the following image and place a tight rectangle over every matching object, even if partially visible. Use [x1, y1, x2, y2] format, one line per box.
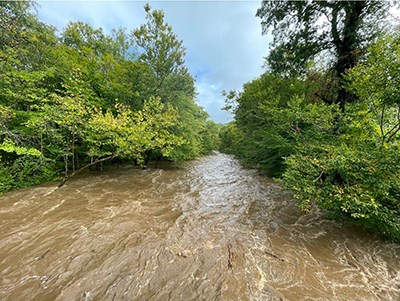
[346, 31, 400, 144]
[199, 120, 220, 154]
[223, 73, 332, 175]
[256, 0, 391, 109]
[0, 1, 217, 193]
[0, 138, 55, 193]
[219, 122, 244, 155]
[132, 5, 217, 160]
[44, 69, 96, 173]
[280, 33, 400, 242]
[0, 1, 59, 192]
[87, 97, 183, 165]
[0, 1, 56, 111]
[282, 136, 400, 242]
[132, 4, 188, 92]
[61, 21, 131, 59]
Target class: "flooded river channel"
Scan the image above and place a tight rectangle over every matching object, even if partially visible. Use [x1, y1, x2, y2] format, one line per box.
[0, 153, 399, 300]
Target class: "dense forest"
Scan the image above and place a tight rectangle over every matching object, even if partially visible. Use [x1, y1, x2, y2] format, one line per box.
[220, 1, 400, 242]
[0, 2, 219, 192]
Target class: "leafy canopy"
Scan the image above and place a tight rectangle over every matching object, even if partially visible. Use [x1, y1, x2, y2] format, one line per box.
[257, 1, 390, 77]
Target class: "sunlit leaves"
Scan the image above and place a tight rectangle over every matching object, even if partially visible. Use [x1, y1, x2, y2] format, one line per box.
[87, 97, 183, 164]
[0, 138, 42, 157]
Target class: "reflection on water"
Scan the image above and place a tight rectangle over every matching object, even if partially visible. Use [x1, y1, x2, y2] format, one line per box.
[0, 153, 399, 300]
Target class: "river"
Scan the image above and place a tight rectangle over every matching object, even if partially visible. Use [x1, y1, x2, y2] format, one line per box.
[0, 153, 399, 300]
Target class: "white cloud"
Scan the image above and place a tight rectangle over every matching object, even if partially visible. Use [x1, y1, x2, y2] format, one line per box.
[37, 1, 271, 123]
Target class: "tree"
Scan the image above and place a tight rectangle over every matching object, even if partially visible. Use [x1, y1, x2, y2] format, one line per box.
[199, 120, 220, 154]
[0, 1, 53, 52]
[61, 21, 131, 60]
[132, 4, 217, 161]
[223, 73, 328, 175]
[87, 97, 183, 165]
[346, 31, 400, 144]
[256, 0, 391, 110]
[132, 4, 188, 92]
[0, 1, 56, 111]
[0, 1, 218, 194]
[278, 33, 400, 242]
[0, 0, 59, 188]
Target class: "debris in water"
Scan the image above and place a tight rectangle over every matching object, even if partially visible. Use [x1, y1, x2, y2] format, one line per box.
[83, 291, 91, 301]
[177, 251, 187, 258]
[228, 243, 236, 269]
[35, 249, 50, 261]
[265, 250, 286, 262]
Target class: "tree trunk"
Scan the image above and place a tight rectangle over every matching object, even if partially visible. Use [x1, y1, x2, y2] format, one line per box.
[332, 1, 366, 111]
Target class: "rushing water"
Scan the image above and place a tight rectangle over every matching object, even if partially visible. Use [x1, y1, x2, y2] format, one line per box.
[0, 153, 399, 301]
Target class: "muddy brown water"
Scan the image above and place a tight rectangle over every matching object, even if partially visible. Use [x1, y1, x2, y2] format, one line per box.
[0, 153, 399, 301]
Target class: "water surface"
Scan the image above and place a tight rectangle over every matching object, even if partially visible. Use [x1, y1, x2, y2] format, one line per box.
[0, 153, 399, 300]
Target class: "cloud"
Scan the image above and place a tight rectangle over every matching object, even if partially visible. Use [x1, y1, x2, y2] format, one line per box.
[37, 1, 146, 32]
[36, 1, 271, 123]
[151, 2, 271, 123]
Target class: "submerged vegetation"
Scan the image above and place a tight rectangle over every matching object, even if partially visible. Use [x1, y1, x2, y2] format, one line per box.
[220, 1, 400, 242]
[0, 2, 219, 193]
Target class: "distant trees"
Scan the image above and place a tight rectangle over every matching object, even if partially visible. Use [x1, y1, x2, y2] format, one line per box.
[0, 2, 219, 193]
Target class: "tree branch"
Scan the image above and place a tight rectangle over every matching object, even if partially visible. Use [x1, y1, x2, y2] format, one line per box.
[330, 6, 341, 51]
[386, 106, 400, 143]
[58, 155, 114, 188]
[380, 104, 386, 144]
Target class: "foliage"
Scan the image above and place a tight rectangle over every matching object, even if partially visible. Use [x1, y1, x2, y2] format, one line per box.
[0, 139, 55, 193]
[0, 138, 42, 157]
[132, 3, 188, 91]
[222, 73, 334, 176]
[281, 106, 400, 241]
[131, 4, 214, 162]
[0, 1, 218, 194]
[257, 0, 389, 76]
[0, 158, 55, 194]
[256, 0, 392, 109]
[200, 120, 221, 155]
[87, 97, 183, 165]
[219, 122, 244, 155]
[223, 29, 400, 241]
[346, 31, 400, 144]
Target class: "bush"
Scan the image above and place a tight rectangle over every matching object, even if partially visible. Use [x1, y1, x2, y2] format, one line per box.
[282, 139, 400, 242]
[0, 154, 56, 194]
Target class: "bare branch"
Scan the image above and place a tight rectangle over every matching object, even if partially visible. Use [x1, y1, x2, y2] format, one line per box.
[58, 155, 114, 188]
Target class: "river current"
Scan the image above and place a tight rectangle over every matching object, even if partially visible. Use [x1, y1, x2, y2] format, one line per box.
[0, 153, 399, 300]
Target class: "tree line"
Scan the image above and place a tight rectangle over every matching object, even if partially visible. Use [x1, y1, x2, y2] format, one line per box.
[220, 0, 400, 242]
[0, 2, 219, 193]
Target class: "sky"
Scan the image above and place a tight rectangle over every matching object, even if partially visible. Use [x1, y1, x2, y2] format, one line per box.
[36, 1, 271, 124]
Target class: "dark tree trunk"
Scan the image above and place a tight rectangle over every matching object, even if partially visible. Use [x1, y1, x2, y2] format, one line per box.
[332, 1, 366, 111]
